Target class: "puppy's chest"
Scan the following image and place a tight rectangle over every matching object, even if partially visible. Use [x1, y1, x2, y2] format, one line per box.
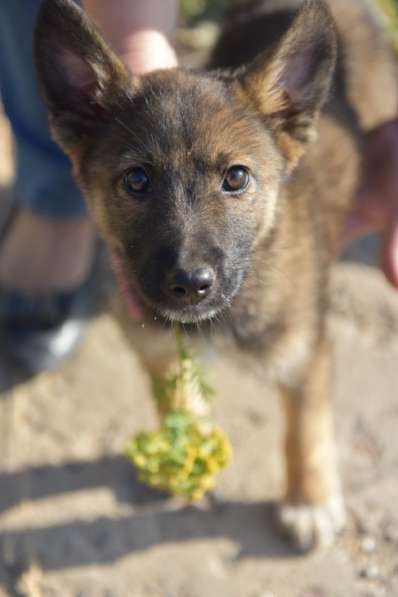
[189, 302, 314, 385]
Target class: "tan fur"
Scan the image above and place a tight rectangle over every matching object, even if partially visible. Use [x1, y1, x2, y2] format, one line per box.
[34, 0, 397, 550]
[280, 340, 338, 504]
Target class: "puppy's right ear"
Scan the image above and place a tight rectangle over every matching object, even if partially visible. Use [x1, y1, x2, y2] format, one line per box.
[34, 0, 134, 146]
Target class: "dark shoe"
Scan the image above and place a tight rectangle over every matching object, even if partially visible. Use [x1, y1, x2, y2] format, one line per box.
[0, 280, 95, 373]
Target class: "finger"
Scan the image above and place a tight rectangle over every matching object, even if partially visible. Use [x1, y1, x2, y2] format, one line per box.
[381, 221, 398, 289]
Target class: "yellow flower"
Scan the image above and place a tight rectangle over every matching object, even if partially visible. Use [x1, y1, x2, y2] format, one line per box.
[126, 411, 232, 500]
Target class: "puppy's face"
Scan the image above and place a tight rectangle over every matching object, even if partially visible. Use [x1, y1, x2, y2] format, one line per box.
[35, 0, 336, 323]
[75, 71, 285, 323]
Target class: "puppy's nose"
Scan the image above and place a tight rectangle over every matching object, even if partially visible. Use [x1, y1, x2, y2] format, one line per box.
[169, 267, 215, 303]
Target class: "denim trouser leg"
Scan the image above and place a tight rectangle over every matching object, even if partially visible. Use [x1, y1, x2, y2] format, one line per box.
[0, 1, 86, 218]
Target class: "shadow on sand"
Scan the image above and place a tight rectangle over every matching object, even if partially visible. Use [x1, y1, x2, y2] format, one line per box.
[0, 455, 296, 588]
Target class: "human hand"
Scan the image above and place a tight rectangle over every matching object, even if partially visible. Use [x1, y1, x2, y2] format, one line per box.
[340, 119, 398, 288]
[82, 0, 178, 75]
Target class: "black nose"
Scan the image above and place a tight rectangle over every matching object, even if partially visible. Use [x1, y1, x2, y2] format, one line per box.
[169, 267, 215, 303]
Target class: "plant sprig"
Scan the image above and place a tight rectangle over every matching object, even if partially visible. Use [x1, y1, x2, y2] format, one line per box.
[126, 325, 232, 500]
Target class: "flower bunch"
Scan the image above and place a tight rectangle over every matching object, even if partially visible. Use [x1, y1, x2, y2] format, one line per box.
[126, 410, 231, 501]
[126, 326, 233, 500]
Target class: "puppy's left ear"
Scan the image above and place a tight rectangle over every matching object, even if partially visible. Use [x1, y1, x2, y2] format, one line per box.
[239, 0, 337, 169]
[34, 0, 134, 147]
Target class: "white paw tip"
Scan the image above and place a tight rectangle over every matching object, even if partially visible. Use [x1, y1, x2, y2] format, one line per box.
[276, 494, 346, 551]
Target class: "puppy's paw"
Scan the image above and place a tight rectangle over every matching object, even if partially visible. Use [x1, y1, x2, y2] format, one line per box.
[275, 494, 346, 551]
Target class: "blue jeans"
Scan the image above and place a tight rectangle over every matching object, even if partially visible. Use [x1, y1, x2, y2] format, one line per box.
[0, 1, 86, 218]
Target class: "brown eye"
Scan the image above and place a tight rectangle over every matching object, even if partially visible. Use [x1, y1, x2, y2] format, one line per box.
[123, 167, 150, 196]
[222, 165, 250, 194]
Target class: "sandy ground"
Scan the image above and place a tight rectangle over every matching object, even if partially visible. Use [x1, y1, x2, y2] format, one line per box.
[1, 68, 398, 597]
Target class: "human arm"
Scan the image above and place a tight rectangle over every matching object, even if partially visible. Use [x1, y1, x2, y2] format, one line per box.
[340, 119, 398, 288]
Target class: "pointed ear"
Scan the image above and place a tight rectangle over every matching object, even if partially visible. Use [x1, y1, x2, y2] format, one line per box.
[239, 0, 337, 168]
[34, 0, 134, 146]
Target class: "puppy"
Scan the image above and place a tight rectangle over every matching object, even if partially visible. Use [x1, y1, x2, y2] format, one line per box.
[34, 0, 397, 549]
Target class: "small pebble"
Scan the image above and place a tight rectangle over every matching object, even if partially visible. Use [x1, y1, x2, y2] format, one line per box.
[359, 564, 381, 581]
[361, 536, 377, 554]
[382, 522, 398, 544]
[355, 516, 373, 536]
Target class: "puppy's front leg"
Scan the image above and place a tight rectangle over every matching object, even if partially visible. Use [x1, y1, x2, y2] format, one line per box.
[277, 338, 345, 550]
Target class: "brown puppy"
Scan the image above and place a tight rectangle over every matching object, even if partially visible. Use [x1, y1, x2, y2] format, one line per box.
[34, 0, 397, 549]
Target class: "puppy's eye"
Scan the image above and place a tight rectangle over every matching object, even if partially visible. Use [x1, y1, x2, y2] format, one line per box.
[222, 166, 250, 194]
[123, 167, 150, 195]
